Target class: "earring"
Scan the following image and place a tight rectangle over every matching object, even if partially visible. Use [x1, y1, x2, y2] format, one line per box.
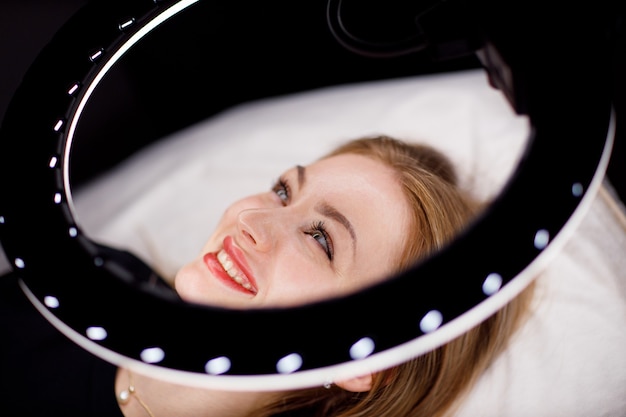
[323, 381, 333, 389]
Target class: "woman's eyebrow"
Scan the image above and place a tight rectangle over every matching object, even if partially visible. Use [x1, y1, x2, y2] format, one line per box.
[316, 202, 357, 251]
[297, 164, 306, 188]
[298, 164, 357, 250]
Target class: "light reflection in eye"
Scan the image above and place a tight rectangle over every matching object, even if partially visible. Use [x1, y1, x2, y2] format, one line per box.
[349, 337, 375, 360]
[276, 353, 303, 374]
[14, 258, 25, 269]
[205, 356, 231, 375]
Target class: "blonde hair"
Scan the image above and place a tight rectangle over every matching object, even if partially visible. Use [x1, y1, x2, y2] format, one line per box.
[324, 135, 481, 271]
[252, 136, 535, 417]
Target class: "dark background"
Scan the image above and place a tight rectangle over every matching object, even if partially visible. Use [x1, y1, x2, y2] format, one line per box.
[2, 1, 624, 189]
[2, 0, 624, 188]
[0, 1, 90, 128]
[0, 0, 86, 271]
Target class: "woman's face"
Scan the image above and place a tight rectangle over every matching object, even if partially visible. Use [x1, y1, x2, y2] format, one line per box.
[174, 153, 412, 308]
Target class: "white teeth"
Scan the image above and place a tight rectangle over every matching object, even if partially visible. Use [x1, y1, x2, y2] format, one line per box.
[217, 249, 255, 292]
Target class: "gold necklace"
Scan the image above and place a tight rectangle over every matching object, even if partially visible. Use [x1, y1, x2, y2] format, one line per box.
[117, 370, 156, 417]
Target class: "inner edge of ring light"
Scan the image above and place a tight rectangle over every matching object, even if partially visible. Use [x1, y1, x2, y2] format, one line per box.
[62, 0, 201, 217]
[19, 107, 616, 392]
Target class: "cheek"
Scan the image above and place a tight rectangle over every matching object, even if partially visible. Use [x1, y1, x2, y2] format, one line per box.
[351, 236, 406, 287]
[269, 255, 344, 305]
[173, 259, 205, 303]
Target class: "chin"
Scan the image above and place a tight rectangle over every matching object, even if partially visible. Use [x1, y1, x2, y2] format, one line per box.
[173, 262, 208, 304]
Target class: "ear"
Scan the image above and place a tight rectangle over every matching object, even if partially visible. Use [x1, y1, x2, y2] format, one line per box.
[334, 373, 373, 392]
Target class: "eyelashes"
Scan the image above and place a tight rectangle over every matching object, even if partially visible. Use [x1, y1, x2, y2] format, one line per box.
[272, 177, 291, 205]
[306, 221, 333, 260]
[271, 177, 334, 261]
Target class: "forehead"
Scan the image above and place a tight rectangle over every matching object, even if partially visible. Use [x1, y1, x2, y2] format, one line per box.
[306, 153, 397, 184]
[304, 154, 403, 202]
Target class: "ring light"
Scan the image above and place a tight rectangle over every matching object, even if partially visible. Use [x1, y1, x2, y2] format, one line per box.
[0, 0, 616, 390]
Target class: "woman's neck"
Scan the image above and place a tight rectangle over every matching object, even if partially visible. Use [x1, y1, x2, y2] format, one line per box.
[115, 367, 279, 417]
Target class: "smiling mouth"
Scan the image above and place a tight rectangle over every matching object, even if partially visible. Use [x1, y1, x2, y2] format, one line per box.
[216, 249, 257, 294]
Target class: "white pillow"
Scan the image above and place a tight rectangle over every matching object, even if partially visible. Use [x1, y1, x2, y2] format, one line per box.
[68, 68, 626, 416]
[72, 69, 529, 278]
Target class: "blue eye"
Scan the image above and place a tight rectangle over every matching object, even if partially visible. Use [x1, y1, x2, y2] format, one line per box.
[307, 221, 333, 261]
[272, 179, 290, 205]
[276, 188, 288, 202]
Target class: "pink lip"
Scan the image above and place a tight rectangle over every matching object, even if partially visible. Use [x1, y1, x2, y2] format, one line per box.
[223, 236, 258, 291]
[202, 236, 258, 295]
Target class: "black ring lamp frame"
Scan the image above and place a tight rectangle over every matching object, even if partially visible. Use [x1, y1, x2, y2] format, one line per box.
[0, 0, 618, 390]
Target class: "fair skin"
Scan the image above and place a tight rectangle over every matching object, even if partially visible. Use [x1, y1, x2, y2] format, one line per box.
[174, 153, 412, 309]
[117, 153, 412, 416]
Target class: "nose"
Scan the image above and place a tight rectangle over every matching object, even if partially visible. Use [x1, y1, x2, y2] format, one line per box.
[237, 208, 275, 253]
